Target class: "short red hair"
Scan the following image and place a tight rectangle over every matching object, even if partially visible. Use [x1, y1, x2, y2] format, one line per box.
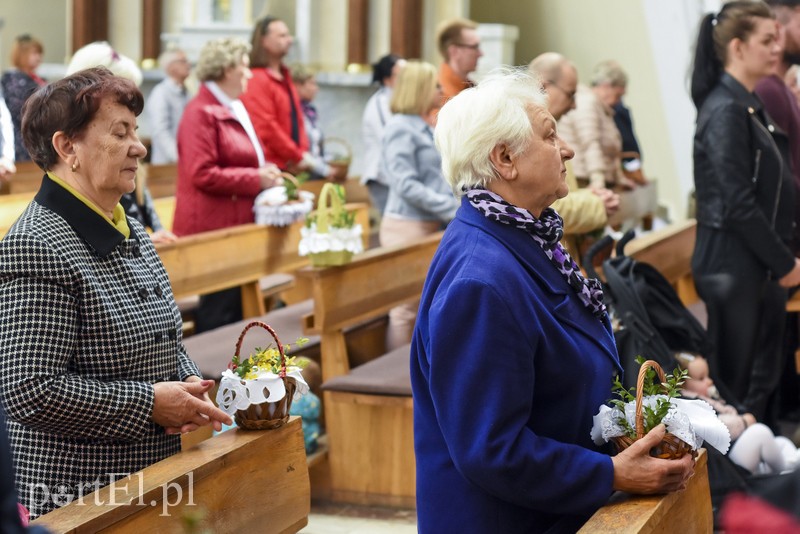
[10, 34, 43, 71]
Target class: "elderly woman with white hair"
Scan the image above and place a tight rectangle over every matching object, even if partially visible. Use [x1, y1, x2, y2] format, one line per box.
[410, 68, 695, 533]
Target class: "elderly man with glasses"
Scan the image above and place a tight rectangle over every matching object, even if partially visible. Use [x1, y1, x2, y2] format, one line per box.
[436, 18, 483, 99]
[529, 52, 619, 266]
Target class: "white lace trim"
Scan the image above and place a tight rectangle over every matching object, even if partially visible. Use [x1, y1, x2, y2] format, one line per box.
[216, 368, 310, 416]
[590, 395, 731, 454]
[298, 223, 364, 255]
[253, 188, 315, 227]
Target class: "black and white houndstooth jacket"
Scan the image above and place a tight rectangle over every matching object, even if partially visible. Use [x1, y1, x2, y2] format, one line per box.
[0, 175, 202, 518]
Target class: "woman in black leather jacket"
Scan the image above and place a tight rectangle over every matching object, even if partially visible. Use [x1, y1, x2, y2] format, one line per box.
[691, 1, 800, 423]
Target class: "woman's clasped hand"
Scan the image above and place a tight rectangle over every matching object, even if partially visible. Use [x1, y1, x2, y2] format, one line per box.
[153, 377, 232, 434]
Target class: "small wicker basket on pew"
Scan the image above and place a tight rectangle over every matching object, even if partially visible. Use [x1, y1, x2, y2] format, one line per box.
[298, 182, 364, 267]
[216, 321, 309, 430]
[325, 137, 352, 184]
[612, 360, 695, 460]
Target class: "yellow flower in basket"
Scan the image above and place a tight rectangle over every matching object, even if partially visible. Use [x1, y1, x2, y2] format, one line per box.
[298, 182, 363, 267]
[216, 321, 311, 430]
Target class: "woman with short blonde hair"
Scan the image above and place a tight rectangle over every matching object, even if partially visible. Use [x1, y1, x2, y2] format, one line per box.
[389, 61, 439, 116]
[194, 38, 251, 82]
[379, 60, 458, 350]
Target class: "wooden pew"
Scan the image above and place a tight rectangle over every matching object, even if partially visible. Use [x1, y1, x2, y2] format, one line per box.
[622, 218, 700, 306]
[157, 204, 369, 380]
[298, 231, 442, 383]
[156, 203, 370, 315]
[31, 417, 310, 534]
[142, 163, 178, 199]
[6, 161, 42, 195]
[579, 449, 712, 533]
[297, 232, 443, 508]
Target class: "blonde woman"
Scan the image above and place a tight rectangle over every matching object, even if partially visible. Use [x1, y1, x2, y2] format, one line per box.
[380, 60, 458, 349]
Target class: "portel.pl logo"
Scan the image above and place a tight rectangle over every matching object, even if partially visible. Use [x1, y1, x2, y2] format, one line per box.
[28, 472, 196, 517]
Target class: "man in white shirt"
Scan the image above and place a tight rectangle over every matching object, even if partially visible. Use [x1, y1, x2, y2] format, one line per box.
[146, 48, 191, 164]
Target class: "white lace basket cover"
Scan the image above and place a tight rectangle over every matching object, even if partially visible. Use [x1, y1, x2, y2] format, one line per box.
[253, 185, 315, 227]
[298, 182, 363, 260]
[217, 367, 309, 417]
[298, 223, 363, 256]
[591, 395, 731, 454]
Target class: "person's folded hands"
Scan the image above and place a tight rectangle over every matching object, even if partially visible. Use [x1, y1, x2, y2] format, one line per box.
[152, 379, 232, 434]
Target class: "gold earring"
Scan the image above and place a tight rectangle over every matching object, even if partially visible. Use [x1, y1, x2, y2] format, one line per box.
[71, 161, 78, 172]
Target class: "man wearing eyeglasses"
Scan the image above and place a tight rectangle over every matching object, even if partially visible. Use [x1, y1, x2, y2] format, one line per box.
[436, 18, 483, 99]
[529, 52, 619, 265]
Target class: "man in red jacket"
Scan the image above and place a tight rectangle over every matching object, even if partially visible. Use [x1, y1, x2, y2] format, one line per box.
[242, 16, 313, 173]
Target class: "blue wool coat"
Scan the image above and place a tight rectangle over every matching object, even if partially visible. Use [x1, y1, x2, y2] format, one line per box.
[411, 197, 622, 533]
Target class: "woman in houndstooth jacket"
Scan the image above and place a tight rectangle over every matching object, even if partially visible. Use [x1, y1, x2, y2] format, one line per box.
[0, 67, 232, 519]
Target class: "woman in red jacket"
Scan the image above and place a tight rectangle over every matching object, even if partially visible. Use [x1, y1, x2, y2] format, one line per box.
[173, 37, 282, 331]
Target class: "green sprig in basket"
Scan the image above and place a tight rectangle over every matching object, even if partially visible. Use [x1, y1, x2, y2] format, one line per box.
[611, 360, 695, 460]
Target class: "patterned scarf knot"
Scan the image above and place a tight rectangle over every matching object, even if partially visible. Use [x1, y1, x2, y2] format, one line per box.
[466, 188, 607, 319]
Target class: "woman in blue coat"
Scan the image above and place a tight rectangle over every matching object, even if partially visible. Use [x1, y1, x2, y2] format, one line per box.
[411, 68, 696, 533]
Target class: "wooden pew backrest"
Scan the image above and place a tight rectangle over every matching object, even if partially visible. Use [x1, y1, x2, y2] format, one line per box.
[143, 163, 178, 199]
[32, 417, 310, 534]
[621, 219, 699, 306]
[7, 162, 42, 195]
[298, 231, 443, 382]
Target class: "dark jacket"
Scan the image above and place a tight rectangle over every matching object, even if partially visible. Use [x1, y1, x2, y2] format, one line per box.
[756, 74, 800, 253]
[693, 73, 795, 279]
[0, 176, 201, 518]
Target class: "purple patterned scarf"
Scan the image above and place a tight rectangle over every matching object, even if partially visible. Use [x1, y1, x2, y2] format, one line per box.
[466, 188, 607, 319]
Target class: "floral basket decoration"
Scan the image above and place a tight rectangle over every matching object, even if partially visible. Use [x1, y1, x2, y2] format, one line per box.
[298, 182, 363, 267]
[324, 137, 352, 184]
[591, 358, 730, 459]
[253, 172, 315, 227]
[215, 321, 310, 430]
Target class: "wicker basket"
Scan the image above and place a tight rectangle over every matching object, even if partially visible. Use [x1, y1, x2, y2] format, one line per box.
[232, 321, 296, 430]
[611, 360, 695, 460]
[325, 137, 351, 184]
[307, 183, 356, 267]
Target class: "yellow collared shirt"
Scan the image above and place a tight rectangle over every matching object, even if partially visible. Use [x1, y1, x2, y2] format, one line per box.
[46, 171, 130, 239]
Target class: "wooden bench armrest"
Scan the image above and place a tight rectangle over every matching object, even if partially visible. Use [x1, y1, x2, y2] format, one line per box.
[32, 417, 310, 533]
[579, 448, 711, 533]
